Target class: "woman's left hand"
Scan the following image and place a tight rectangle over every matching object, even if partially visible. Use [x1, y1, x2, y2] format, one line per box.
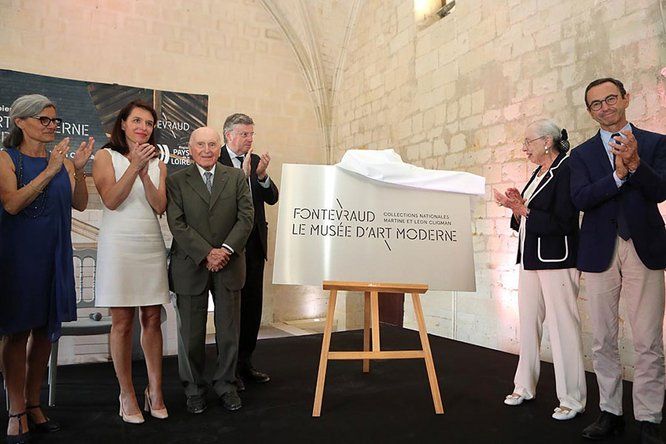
[72, 137, 95, 171]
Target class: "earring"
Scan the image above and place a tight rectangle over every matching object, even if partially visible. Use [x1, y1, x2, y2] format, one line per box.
[544, 145, 549, 154]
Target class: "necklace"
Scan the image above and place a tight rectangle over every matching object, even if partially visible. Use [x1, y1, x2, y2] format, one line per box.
[16, 150, 49, 218]
[537, 157, 555, 177]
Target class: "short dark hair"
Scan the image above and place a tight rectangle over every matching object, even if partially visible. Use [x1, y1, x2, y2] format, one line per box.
[584, 78, 627, 107]
[223, 113, 254, 142]
[103, 100, 158, 154]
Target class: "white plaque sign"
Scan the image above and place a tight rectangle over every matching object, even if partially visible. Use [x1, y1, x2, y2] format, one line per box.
[272, 164, 476, 291]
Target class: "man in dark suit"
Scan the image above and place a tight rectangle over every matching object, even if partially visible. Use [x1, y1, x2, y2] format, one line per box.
[219, 113, 279, 388]
[570, 78, 666, 443]
[166, 127, 254, 414]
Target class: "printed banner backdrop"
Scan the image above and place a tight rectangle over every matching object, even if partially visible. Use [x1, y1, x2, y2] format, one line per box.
[0, 69, 207, 172]
[273, 164, 477, 291]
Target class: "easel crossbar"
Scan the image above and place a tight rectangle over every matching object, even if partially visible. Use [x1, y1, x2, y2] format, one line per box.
[328, 351, 426, 360]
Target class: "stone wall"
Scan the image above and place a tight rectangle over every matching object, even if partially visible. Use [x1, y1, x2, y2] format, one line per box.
[330, 0, 666, 378]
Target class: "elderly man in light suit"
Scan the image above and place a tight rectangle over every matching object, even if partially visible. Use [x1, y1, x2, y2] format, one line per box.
[166, 127, 254, 414]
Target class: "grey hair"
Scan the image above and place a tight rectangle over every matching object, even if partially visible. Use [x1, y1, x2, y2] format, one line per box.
[222, 113, 254, 143]
[528, 119, 570, 153]
[2, 94, 55, 149]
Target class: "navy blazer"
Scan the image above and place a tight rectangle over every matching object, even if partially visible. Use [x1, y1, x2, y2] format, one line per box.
[219, 146, 279, 259]
[511, 153, 579, 270]
[569, 125, 666, 272]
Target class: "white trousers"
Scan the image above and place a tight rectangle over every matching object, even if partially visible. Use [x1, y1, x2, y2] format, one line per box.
[584, 238, 665, 423]
[513, 266, 587, 412]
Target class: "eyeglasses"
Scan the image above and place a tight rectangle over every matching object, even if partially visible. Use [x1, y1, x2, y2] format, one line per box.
[234, 131, 255, 138]
[588, 94, 619, 111]
[30, 116, 63, 127]
[523, 136, 545, 148]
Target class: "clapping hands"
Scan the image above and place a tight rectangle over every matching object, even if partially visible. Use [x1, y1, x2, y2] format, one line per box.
[241, 149, 252, 178]
[241, 148, 271, 180]
[493, 187, 528, 218]
[129, 142, 156, 177]
[609, 130, 640, 176]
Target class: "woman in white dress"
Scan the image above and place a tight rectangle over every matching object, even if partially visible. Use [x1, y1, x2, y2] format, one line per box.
[93, 100, 170, 424]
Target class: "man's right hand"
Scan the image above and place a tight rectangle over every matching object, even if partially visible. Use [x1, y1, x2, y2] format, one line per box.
[206, 248, 231, 272]
[241, 148, 252, 178]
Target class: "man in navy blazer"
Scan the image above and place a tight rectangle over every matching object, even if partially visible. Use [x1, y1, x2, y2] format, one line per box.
[570, 77, 666, 443]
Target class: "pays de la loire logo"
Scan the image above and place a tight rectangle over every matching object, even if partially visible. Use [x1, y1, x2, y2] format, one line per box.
[157, 144, 170, 164]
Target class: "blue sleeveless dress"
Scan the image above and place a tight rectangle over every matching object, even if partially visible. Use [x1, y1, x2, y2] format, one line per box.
[0, 148, 77, 341]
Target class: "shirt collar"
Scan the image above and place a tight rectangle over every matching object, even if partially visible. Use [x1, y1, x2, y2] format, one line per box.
[600, 122, 632, 152]
[226, 145, 246, 162]
[195, 163, 216, 180]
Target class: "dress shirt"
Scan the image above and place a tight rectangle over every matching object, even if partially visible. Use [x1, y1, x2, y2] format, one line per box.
[194, 163, 234, 254]
[600, 122, 632, 188]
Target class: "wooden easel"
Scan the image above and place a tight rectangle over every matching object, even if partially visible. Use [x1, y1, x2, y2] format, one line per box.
[312, 281, 444, 417]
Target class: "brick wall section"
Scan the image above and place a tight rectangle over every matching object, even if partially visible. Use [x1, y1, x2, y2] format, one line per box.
[331, 0, 666, 379]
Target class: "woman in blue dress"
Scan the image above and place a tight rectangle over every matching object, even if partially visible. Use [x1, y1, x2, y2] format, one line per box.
[0, 94, 94, 444]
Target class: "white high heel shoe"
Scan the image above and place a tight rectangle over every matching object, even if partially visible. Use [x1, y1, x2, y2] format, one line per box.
[144, 388, 169, 420]
[119, 394, 145, 424]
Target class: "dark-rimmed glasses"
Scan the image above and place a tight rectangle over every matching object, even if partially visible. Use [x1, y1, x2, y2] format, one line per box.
[588, 94, 618, 111]
[30, 116, 63, 127]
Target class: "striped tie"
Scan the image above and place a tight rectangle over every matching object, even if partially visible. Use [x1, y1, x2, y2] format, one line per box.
[204, 171, 212, 193]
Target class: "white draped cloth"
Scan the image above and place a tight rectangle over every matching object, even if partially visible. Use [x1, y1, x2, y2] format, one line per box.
[336, 149, 485, 195]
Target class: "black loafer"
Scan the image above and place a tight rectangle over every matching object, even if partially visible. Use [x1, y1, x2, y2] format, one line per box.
[240, 367, 271, 384]
[639, 421, 664, 444]
[186, 395, 207, 414]
[219, 390, 242, 411]
[26, 405, 60, 433]
[582, 411, 624, 440]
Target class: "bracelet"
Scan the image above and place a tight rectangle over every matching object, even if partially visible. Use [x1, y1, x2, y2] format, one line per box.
[74, 170, 86, 181]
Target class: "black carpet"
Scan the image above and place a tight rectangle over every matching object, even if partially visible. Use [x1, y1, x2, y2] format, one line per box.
[1, 326, 662, 443]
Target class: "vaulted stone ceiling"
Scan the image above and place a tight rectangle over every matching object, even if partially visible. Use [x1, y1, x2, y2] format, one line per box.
[260, 0, 362, 161]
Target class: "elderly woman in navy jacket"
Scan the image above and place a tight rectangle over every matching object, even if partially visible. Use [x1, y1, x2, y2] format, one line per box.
[494, 119, 586, 421]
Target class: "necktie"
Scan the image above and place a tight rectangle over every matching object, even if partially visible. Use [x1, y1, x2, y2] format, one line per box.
[204, 171, 212, 193]
[610, 132, 630, 240]
[236, 155, 245, 168]
[610, 132, 621, 170]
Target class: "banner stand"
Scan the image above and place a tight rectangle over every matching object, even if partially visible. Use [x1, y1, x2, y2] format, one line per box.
[312, 281, 444, 417]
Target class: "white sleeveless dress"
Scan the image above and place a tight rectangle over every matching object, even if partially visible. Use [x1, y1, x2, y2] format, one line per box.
[95, 148, 170, 307]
